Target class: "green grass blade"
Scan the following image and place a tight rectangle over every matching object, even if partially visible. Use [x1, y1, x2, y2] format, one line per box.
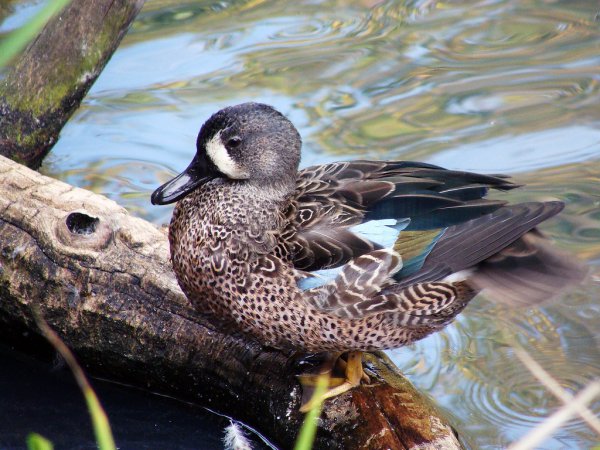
[294, 375, 329, 450]
[34, 312, 117, 450]
[84, 385, 116, 450]
[0, 0, 71, 67]
[26, 433, 53, 450]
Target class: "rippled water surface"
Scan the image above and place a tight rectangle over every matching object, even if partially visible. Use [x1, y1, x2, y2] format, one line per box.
[5, 0, 600, 448]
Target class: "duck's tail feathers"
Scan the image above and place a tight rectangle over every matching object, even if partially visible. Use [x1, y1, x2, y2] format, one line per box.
[396, 201, 586, 306]
[468, 230, 587, 306]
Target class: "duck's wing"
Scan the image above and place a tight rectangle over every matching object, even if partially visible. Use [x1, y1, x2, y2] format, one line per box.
[291, 160, 518, 272]
[305, 249, 402, 313]
[304, 201, 585, 320]
[396, 201, 587, 306]
[305, 248, 476, 328]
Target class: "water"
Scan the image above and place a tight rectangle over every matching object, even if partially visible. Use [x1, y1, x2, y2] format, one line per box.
[0, 344, 228, 449]
[4, 0, 600, 448]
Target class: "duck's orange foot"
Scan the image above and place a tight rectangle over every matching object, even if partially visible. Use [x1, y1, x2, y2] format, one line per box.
[298, 351, 366, 413]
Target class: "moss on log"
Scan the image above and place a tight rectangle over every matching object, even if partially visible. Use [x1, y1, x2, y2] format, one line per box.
[0, 0, 145, 168]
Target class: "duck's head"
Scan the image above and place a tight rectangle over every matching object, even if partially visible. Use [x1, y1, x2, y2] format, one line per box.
[151, 102, 301, 205]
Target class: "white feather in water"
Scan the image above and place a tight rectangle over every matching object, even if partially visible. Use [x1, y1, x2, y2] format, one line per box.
[223, 421, 253, 450]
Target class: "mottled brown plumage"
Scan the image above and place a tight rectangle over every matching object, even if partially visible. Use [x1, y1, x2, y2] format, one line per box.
[152, 102, 585, 406]
[166, 180, 476, 352]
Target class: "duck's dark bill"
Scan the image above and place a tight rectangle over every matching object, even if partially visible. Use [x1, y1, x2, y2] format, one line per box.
[151, 165, 212, 205]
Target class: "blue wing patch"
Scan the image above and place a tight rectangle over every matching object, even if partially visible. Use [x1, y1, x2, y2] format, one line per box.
[297, 218, 410, 290]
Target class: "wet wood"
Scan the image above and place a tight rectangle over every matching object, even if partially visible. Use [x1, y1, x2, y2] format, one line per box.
[0, 0, 145, 168]
[0, 155, 463, 449]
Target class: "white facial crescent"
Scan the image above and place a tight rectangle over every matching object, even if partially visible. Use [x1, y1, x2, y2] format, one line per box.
[206, 131, 249, 179]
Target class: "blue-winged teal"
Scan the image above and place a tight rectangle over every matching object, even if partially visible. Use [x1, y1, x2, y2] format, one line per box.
[152, 102, 584, 410]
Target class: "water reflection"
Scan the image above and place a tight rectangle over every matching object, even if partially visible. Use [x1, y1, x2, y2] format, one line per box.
[32, 0, 600, 447]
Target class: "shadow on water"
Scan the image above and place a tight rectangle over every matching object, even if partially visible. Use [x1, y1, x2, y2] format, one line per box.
[0, 343, 229, 449]
[2, 0, 599, 448]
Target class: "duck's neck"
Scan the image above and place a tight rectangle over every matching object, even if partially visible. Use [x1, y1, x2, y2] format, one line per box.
[231, 178, 295, 204]
[175, 178, 292, 230]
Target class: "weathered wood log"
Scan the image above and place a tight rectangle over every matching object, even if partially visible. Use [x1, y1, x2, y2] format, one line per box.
[0, 155, 462, 449]
[0, 0, 145, 168]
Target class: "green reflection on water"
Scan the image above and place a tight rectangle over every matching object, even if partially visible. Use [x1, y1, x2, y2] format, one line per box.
[21, 0, 600, 447]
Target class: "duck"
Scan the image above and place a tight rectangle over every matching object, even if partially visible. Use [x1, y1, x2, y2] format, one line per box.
[151, 102, 584, 411]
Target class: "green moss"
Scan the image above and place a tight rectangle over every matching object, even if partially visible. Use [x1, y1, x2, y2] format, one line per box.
[0, 7, 132, 165]
[1, 7, 123, 117]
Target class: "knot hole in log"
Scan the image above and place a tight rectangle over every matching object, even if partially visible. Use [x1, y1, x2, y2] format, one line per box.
[56, 211, 113, 250]
[66, 212, 99, 235]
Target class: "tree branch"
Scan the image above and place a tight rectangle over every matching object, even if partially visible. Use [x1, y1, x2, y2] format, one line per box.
[0, 0, 145, 168]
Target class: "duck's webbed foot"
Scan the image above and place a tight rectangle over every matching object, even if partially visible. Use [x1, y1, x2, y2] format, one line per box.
[298, 351, 367, 412]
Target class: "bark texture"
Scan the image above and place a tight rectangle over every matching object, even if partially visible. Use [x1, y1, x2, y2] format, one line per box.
[0, 155, 463, 449]
[0, 0, 145, 168]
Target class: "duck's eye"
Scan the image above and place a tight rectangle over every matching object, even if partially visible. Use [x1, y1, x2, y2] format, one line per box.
[226, 136, 242, 148]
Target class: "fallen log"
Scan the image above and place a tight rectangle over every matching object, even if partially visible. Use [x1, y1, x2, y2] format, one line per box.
[0, 0, 145, 168]
[0, 155, 462, 449]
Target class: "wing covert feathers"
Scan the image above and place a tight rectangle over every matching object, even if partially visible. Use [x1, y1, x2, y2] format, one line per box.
[290, 160, 518, 271]
[306, 249, 477, 325]
[307, 249, 402, 314]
